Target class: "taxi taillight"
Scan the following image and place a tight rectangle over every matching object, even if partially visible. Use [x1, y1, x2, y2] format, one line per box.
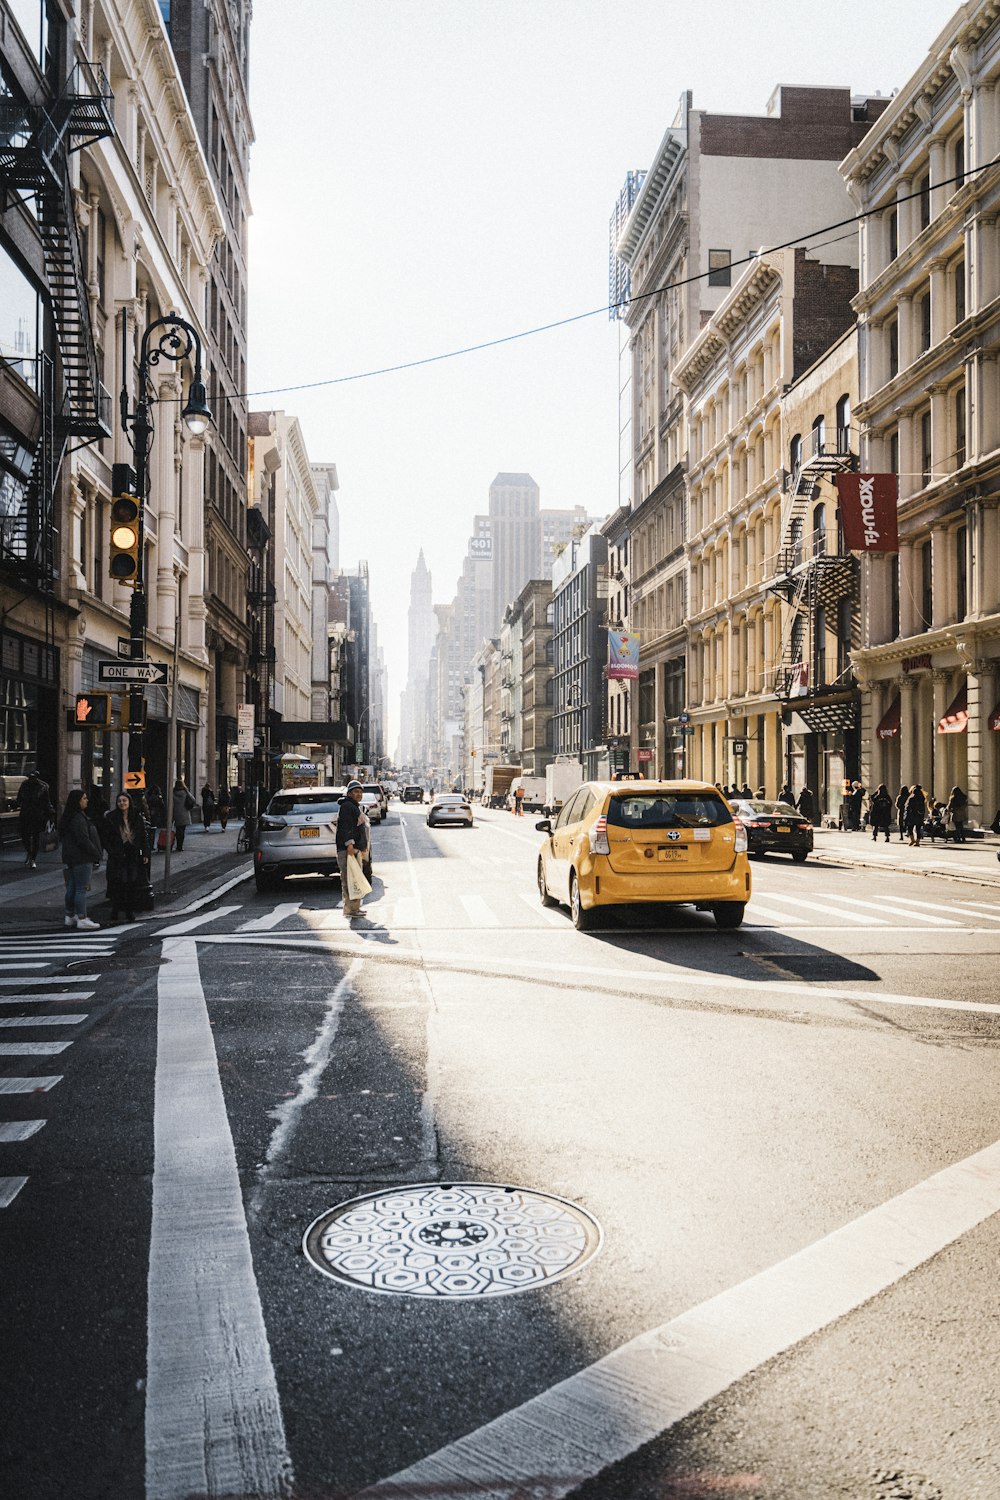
[589, 815, 610, 855]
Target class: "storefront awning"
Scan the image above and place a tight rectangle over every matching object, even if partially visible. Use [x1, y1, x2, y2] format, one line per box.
[876, 694, 900, 740]
[937, 686, 968, 735]
[990, 701, 1000, 732]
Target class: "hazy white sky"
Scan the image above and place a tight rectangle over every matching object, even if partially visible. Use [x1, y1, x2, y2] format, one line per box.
[248, 0, 955, 748]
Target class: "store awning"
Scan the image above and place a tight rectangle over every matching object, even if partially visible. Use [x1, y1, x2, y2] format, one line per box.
[990, 701, 1000, 732]
[876, 694, 900, 740]
[937, 686, 968, 735]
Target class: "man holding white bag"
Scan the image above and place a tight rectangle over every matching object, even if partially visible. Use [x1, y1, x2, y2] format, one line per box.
[336, 780, 371, 918]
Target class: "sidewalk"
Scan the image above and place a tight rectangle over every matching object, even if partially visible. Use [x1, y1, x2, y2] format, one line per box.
[0, 822, 251, 933]
[811, 825, 1000, 887]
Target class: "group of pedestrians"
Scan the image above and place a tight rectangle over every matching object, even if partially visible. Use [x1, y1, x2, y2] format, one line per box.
[777, 783, 816, 822]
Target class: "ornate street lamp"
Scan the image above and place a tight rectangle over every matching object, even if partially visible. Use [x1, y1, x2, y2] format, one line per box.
[118, 311, 211, 780]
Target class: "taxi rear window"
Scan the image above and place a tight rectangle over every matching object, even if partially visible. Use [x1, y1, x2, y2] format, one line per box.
[607, 792, 733, 829]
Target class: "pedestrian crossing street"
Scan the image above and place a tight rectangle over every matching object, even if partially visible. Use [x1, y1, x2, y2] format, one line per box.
[232, 883, 1000, 935]
[0, 933, 117, 1210]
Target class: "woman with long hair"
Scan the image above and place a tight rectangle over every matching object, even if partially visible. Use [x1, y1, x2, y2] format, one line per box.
[102, 792, 150, 923]
[58, 788, 102, 930]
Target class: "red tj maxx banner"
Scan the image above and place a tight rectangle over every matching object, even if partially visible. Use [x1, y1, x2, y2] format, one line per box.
[835, 474, 899, 552]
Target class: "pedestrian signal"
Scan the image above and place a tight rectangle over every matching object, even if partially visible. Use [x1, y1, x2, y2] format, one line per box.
[74, 692, 111, 727]
[109, 493, 141, 583]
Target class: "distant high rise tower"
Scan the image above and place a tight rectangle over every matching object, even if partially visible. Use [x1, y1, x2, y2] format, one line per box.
[489, 473, 540, 632]
[401, 550, 436, 764]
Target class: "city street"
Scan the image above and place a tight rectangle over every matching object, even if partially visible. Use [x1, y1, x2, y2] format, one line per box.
[2, 804, 1000, 1500]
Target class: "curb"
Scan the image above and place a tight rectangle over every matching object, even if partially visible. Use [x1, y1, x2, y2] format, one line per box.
[813, 849, 1000, 890]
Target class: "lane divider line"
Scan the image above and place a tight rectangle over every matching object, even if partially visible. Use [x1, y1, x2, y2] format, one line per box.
[353, 1135, 1000, 1500]
[146, 936, 293, 1500]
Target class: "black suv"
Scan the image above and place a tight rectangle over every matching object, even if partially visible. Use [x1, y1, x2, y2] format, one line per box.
[402, 785, 424, 803]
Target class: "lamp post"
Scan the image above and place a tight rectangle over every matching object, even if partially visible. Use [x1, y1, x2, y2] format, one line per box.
[118, 311, 211, 786]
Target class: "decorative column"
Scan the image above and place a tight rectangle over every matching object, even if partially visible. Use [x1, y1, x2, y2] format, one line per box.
[897, 293, 914, 372]
[899, 674, 918, 789]
[967, 659, 997, 826]
[930, 669, 951, 798]
[929, 258, 948, 346]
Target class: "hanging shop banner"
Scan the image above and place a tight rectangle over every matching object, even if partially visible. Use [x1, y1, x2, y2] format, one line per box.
[989, 701, 1000, 732]
[608, 630, 640, 680]
[788, 661, 809, 698]
[835, 473, 899, 552]
[876, 695, 901, 739]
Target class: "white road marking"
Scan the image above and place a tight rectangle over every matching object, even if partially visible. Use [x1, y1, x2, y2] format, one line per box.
[808, 892, 962, 926]
[155, 906, 241, 938]
[0, 974, 100, 986]
[0, 1076, 61, 1094]
[0, 992, 94, 1005]
[460, 893, 501, 927]
[237, 902, 301, 933]
[146, 936, 292, 1500]
[0, 1014, 86, 1026]
[879, 894, 1000, 924]
[0, 1041, 72, 1055]
[0, 1176, 28, 1208]
[0, 943, 114, 954]
[0, 963, 48, 969]
[189, 933, 1000, 1015]
[387, 897, 425, 927]
[397, 819, 426, 926]
[172, 868, 252, 914]
[0, 1120, 45, 1141]
[518, 892, 565, 928]
[745, 903, 808, 925]
[761, 892, 890, 924]
[355, 1135, 1000, 1500]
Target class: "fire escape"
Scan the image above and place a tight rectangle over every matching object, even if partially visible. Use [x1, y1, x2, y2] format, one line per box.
[0, 61, 115, 589]
[768, 427, 859, 729]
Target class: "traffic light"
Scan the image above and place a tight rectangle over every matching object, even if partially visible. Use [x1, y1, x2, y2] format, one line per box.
[74, 692, 111, 727]
[109, 464, 140, 585]
[122, 690, 147, 730]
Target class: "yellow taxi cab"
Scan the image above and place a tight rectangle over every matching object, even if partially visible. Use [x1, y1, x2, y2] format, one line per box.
[535, 779, 751, 931]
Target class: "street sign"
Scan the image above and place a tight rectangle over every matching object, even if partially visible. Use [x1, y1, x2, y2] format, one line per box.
[98, 661, 168, 685]
[681, 725, 695, 736]
[732, 738, 747, 756]
[637, 748, 654, 762]
[124, 770, 146, 790]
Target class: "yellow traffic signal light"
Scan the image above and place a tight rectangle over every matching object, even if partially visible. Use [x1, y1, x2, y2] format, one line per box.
[74, 692, 111, 727]
[109, 493, 141, 584]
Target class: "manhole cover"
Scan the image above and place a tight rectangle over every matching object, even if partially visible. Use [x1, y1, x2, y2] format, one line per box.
[303, 1182, 603, 1298]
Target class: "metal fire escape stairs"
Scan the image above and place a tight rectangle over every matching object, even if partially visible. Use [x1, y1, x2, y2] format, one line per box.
[0, 62, 115, 587]
[768, 433, 858, 701]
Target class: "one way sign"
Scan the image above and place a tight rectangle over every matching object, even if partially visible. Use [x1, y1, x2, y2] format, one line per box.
[98, 661, 168, 685]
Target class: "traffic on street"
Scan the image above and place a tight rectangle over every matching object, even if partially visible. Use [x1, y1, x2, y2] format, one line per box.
[2, 802, 999, 1500]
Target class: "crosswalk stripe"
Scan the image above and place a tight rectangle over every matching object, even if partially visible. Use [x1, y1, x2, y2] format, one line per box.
[0, 1076, 61, 1093]
[811, 893, 962, 926]
[0, 1120, 45, 1141]
[0, 1041, 73, 1055]
[0, 993, 94, 1005]
[837, 892, 1000, 925]
[0, 975, 100, 986]
[0, 963, 48, 970]
[755, 893, 889, 924]
[0, 1176, 28, 1208]
[0, 1014, 87, 1027]
[390, 896, 425, 927]
[745, 904, 808, 925]
[238, 903, 301, 933]
[459, 893, 501, 927]
[517, 892, 565, 927]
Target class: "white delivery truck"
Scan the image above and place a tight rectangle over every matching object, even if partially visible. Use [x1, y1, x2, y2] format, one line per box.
[544, 757, 583, 816]
[482, 764, 522, 808]
[510, 775, 547, 813]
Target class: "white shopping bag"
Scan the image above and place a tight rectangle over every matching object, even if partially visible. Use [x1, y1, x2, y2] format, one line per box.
[345, 853, 372, 900]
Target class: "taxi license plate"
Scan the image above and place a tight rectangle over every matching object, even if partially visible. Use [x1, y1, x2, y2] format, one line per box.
[299, 826, 320, 838]
[777, 824, 791, 833]
[658, 847, 686, 861]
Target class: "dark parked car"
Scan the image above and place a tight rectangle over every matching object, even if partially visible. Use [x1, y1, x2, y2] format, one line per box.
[732, 799, 813, 862]
[402, 785, 424, 803]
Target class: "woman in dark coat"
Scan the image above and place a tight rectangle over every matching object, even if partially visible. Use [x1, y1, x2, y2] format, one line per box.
[904, 784, 927, 846]
[59, 788, 102, 930]
[868, 784, 893, 843]
[797, 786, 815, 823]
[102, 793, 150, 922]
[945, 785, 969, 843]
[201, 784, 217, 830]
[895, 784, 909, 842]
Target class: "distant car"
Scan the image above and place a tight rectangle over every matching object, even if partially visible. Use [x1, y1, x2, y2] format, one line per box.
[731, 799, 813, 862]
[402, 785, 424, 803]
[427, 793, 473, 828]
[253, 786, 373, 893]
[362, 784, 387, 822]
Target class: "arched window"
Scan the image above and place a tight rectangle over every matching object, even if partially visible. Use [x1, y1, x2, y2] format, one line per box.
[812, 502, 827, 556]
[835, 395, 850, 450]
[789, 433, 802, 473]
[811, 414, 826, 457]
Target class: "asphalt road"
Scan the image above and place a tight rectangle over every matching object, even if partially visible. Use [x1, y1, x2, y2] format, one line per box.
[2, 802, 999, 1500]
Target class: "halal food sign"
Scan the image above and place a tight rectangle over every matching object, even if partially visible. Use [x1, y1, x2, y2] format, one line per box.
[835, 474, 899, 553]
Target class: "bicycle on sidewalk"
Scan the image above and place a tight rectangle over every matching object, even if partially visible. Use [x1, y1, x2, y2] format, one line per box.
[236, 811, 258, 854]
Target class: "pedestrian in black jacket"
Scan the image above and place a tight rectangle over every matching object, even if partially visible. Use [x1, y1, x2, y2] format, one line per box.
[945, 785, 968, 843]
[15, 769, 54, 867]
[102, 793, 151, 922]
[868, 784, 893, 842]
[895, 784, 909, 842]
[904, 785, 927, 846]
[336, 780, 369, 918]
[58, 789, 102, 929]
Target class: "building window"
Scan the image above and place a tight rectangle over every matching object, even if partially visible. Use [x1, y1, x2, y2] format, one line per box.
[887, 207, 898, 263]
[954, 258, 966, 325]
[918, 172, 931, 229]
[888, 429, 899, 475]
[919, 289, 931, 352]
[954, 386, 966, 468]
[887, 318, 899, 379]
[953, 135, 965, 190]
[708, 250, 732, 288]
[835, 394, 851, 451]
[920, 539, 933, 630]
[813, 606, 827, 688]
[811, 414, 825, 457]
[920, 409, 932, 487]
[955, 525, 968, 620]
[789, 433, 802, 472]
[812, 502, 827, 556]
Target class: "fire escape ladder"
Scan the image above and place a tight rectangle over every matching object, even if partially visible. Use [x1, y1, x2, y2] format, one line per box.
[774, 565, 812, 697]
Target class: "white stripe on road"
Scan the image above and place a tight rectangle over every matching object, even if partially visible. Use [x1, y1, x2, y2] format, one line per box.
[146, 936, 292, 1500]
[0, 1014, 86, 1026]
[355, 1135, 1000, 1500]
[876, 894, 1000, 924]
[0, 1041, 72, 1055]
[0, 1176, 28, 1208]
[237, 902, 301, 933]
[397, 818, 426, 927]
[0, 992, 94, 1005]
[0, 1076, 61, 1094]
[759, 892, 890, 924]
[746, 903, 808, 925]
[0, 974, 100, 985]
[0, 963, 48, 970]
[518, 892, 565, 928]
[389, 896, 425, 927]
[154, 906, 241, 938]
[173, 868, 253, 915]
[806, 892, 962, 926]
[0, 1120, 45, 1141]
[460, 893, 502, 927]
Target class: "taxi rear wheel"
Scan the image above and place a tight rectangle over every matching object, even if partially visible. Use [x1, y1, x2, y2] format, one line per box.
[713, 902, 745, 930]
[537, 858, 556, 907]
[570, 873, 595, 930]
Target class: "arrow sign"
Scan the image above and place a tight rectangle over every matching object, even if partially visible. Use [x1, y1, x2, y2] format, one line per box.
[124, 770, 146, 790]
[98, 661, 168, 685]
